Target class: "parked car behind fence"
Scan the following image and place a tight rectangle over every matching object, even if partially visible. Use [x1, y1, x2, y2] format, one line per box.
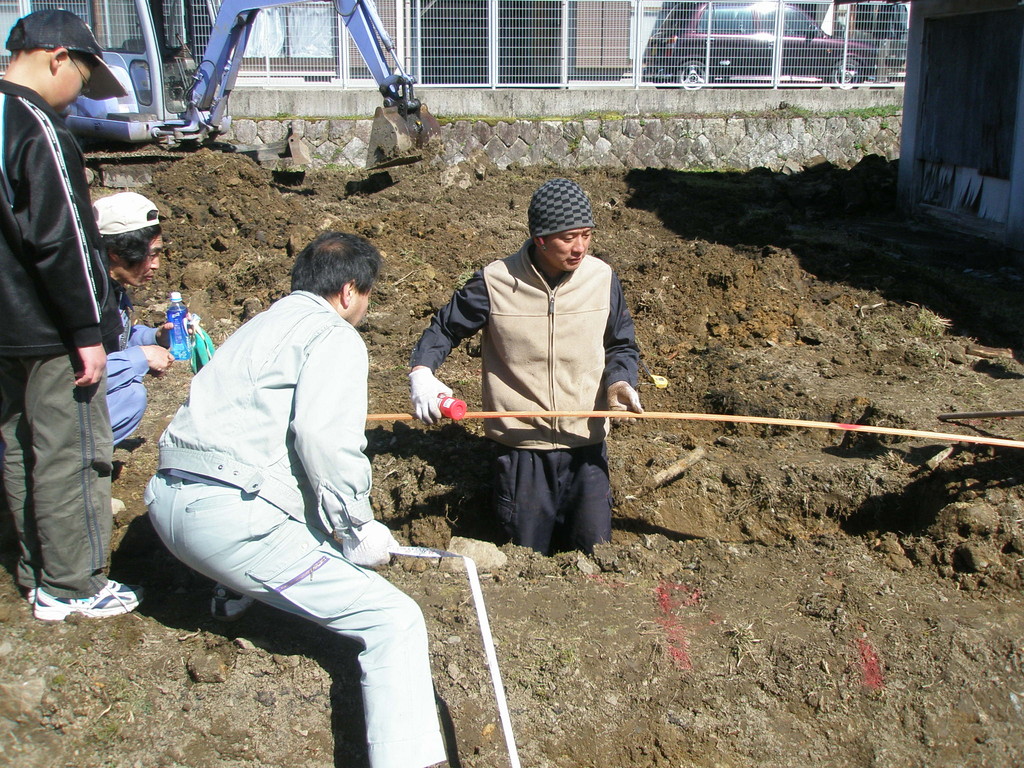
[642, 1, 882, 88]
[839, 0, 908, 84]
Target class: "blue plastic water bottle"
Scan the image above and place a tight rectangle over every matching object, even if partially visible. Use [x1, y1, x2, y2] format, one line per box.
[167, 291, 191, 361]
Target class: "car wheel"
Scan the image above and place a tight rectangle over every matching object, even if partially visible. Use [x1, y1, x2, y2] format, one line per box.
[676, 59, 708, 90]
[830, 59, 862, 90]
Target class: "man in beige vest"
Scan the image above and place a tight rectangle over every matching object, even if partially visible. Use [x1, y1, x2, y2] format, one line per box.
[408, 178, 643, 554]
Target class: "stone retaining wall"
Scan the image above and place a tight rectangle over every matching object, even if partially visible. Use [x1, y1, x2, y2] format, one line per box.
[223, 114, 901, 172]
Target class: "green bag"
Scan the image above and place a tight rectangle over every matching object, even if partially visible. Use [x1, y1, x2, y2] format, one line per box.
[191, 324, 215, 373]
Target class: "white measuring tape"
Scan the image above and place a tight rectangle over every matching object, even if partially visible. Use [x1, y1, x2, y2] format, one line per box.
[390, 545, 522, 768]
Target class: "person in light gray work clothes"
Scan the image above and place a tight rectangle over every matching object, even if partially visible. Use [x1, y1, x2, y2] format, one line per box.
[145, 232, 446, 768]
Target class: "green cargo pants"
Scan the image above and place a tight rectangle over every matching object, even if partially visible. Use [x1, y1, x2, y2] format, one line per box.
[0, 353, 114, 598]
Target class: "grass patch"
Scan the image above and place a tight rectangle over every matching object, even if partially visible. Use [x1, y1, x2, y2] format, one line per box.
[438, 106, 901, 123]
[239, 105, 901, 125]
[909, 306, 953, 338]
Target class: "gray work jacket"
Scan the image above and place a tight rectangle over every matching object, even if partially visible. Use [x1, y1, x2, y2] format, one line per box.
[157, 291, 373, 538]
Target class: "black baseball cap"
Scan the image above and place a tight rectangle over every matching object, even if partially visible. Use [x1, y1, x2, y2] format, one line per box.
[6, 10, 127, 100]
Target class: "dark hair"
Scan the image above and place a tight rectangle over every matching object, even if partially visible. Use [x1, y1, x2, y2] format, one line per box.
[291, 231, 382, 297]
[102, 223, 162, 266]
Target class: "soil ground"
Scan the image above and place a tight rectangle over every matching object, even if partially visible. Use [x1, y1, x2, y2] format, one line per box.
[2, 151, 1024, 768]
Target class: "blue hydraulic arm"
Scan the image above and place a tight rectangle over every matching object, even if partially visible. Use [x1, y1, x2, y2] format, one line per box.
[189, 0, 422, 134]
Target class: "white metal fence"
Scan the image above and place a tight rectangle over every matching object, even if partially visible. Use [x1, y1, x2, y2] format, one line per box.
[233, 0, 909, 89]
[1, 0, 907, 89]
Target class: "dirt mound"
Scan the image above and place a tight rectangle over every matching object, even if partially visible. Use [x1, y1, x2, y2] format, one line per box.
[2, 153, 1024, 768]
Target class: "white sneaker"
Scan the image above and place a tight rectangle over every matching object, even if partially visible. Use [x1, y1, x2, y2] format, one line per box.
[34, 580, 142, 622]
[210, 584, 255, 621]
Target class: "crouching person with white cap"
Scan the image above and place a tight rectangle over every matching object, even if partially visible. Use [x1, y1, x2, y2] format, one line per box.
[145, 232, 448, 768]
[409, 178, 643, 556]
[93, 192, 175, 444]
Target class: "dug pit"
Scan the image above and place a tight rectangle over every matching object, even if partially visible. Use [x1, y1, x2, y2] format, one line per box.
[2, 152, 1024, 768]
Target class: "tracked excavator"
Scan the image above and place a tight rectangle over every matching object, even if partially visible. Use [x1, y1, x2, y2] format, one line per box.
[66, 0, 439, 163]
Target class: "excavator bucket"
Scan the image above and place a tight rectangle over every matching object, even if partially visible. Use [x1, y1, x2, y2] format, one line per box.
[368, 104, 441, 167]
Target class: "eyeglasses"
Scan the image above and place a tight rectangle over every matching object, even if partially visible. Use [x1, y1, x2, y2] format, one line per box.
[68, 55, 93, 97]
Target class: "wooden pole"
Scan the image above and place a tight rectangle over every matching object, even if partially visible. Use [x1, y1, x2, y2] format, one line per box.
[937, 409, 1024, 422]
[648, 447, 707, 488]
[366, 410, 1024, 450]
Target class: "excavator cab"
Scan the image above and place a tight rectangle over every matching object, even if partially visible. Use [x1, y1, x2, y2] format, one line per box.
[67, 0, 439, 161]
[67, 0, 200, 141]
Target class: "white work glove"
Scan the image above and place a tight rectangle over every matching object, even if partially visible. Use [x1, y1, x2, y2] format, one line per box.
[341, 520, 399, 568]
[606, 380, 644, 414]
[409, 367, 453, 425]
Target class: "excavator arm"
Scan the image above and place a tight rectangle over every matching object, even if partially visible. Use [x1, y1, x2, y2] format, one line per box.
[193, 0, 413, 124]
[68, 0, 437, 160]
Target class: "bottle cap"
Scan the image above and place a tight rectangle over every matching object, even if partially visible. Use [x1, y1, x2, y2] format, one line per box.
[169, 291, 182, 302]
[438, 395, 467, 420]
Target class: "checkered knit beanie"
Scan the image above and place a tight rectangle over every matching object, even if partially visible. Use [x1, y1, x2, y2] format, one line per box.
[528, 178, 595, 238]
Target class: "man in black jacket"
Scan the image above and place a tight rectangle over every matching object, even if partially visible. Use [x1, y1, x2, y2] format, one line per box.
[0, 10, 142, 621]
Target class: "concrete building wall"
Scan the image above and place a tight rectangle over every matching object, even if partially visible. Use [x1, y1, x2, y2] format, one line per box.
[898, 0, 1024, 252]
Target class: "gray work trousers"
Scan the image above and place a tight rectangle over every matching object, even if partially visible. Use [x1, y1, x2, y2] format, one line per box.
[0, 353, 114, 597]
[146, 472, 447, 768]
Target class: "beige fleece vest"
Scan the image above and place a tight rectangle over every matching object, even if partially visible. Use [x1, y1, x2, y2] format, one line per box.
[481, 242, 612, 449]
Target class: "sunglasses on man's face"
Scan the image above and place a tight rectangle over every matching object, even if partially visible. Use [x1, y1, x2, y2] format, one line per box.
[68, 54, 94, 97]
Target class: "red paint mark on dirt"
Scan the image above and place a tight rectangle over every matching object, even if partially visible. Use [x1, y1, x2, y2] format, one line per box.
[655, 582, 702, 612]
[856, 637, 885, 691]
[655, 581, 702, 671]
[658, 617, 693, 670]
